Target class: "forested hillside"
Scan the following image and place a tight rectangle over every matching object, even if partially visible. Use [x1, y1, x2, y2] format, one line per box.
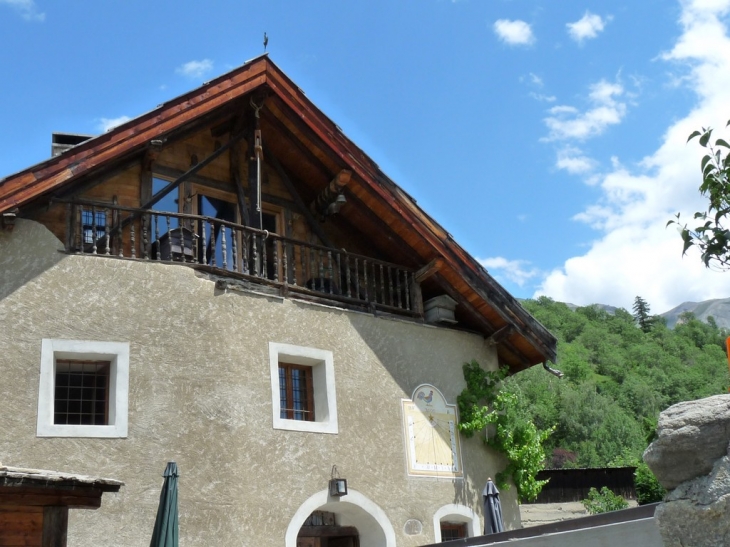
[503, 297, 730, 469]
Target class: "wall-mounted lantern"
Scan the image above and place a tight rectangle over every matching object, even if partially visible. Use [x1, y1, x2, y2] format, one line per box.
[329, 465, 348, 497]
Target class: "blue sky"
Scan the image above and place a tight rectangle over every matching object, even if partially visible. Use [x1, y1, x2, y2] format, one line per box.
[2, 0, 729, 313]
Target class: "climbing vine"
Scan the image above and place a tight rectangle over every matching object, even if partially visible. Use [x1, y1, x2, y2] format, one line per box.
[457, 360, 553, 503]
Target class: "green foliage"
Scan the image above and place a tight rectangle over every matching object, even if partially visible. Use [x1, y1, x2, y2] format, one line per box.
[511, 297, 730, 469]
[458, 360, 553, 503]
[633, 296, 655, 333]
[634, 463, 666, 505]
[669, 121, 730, 269]
[582, 487, 629, 514]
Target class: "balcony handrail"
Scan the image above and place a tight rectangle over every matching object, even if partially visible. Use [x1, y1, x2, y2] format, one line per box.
[57, 198, 414, 272]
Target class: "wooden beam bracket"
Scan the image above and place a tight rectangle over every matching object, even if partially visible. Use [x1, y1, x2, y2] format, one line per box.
[414, 258, 444, 283]
[485, 325, 515, 347]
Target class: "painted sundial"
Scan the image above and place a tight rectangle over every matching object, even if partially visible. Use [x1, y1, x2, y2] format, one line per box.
[401, 384, 463, 478]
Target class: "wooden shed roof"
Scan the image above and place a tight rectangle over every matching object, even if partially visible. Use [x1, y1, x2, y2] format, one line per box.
[0, 54, 557, 372]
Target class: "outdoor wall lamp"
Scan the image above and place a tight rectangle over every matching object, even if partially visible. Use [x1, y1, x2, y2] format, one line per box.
[329, 465, 348, 497]
[326, 193, 347, 216]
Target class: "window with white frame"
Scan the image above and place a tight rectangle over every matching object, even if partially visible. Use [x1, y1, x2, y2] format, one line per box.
[269, 342, 338, 434]
[37, 339, 129, 438]
[432, 504, 479, 543]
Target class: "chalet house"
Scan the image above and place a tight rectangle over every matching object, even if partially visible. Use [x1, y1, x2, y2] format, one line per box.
[0, 54, 557, 546]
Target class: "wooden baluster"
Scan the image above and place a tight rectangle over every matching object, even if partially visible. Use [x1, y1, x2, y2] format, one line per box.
[153, 215, 159, 260]
[318, 250, 324, 292]
[242, 233, 249, 274]
[261, 233, 268, 278]
[335, 253, 342, 295]
[405, 272, 411, 310]
[179, 217, 187, 262]
[104, 209, 110, 255]
[291, 243, 297, 286]
[91, 207, 98, 255]
[272, 237, 279, 282]
[78, 208, 84, 253]
[396, 269, 402, 309]
[130, 221, 136, 258]
[142, 211, 149, 259]
[165, 216, 171, 261]
[117, 212, 124, 258]
[221, 225, 228, 269]
[380, 264, 385, 305]
[201, 219, 208, 265]
[301, 246, 307, 286]
[355, 258, 360, 300]
[65, 203, 72, 252]
[345, 255, 352, 298]
[282, 241, 288, 284]
[327, 251, 333, 294]
[252, 231, 259, 276]
[191, 222, 198, 264]
[231, 228, 237, 271]
[387, 267, 394, 306]
[210, 222, 217, 267]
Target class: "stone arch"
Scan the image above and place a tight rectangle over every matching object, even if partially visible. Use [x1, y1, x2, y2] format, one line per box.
[286, 489, 396, 547]
[432, 503, 480, 542]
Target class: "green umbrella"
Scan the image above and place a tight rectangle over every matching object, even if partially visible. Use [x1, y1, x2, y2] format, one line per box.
[150, 462, 179, 547]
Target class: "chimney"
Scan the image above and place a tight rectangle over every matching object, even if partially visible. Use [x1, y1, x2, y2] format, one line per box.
[51, 133, 94, 157]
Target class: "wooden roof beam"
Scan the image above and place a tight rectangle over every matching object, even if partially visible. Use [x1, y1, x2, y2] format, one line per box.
[310, 170, 351, 216]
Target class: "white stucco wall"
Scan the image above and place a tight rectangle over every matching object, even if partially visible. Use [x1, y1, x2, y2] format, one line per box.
[0, 220, 515, 546]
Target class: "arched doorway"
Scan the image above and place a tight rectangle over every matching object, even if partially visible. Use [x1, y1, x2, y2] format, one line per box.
[286, 489, 396, 547]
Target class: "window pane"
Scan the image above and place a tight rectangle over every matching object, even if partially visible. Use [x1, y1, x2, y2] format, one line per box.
[54, 360, 110, 426]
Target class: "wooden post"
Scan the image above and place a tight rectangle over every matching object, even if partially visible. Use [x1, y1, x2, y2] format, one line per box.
[248, 126, 262, 230]
[140, 152, 153, 259]
[42, 506, 68, 547]
[230, 136, 251, 227]
[410, 278, 424, 317]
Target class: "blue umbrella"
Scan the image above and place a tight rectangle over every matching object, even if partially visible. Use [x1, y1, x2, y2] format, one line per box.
[483, 478, 504, 535]
[150, 462, 179, 547]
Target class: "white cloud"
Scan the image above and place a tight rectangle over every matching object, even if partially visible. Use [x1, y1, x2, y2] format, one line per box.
[479, 257, 542, 287]
[98, 116, 132, 132]
[566, 12, 611, 44]
[543, 79, 627, 141]
[176, 59, 213, 79]
[534, 0, 730, 313]
[0, 0, 44, 21]
[493, 19, 535, 46]
[530, 92, 557, 102]
[556, 146, 597, 174]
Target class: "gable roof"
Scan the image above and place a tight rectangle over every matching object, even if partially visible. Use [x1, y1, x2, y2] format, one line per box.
[0, 54, 556, 372]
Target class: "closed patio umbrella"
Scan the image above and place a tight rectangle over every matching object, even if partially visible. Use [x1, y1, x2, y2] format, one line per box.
[483, 478, 504, 535]
[150, 462, 179, 547]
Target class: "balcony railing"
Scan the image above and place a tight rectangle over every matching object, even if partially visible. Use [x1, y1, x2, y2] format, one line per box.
[61, 199, 420, 315]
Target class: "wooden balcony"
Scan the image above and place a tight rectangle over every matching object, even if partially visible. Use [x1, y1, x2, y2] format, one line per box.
[61, 199, 422, 316]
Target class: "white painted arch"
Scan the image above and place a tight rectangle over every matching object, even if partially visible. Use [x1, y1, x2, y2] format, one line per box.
[286, 489, 396, 547]
[432, 503, 481, 543]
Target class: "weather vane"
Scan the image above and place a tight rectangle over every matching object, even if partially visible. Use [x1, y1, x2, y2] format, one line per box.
[263, 32, 268, 52]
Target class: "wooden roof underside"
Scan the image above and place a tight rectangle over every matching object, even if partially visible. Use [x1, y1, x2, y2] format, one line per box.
[0, 54, 556, 372]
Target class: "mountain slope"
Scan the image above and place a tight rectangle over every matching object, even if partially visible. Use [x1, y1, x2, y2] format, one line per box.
[660, 298, 730, 329]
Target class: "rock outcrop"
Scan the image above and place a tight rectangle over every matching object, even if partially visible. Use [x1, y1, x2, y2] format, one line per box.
[644, 394, 730, 547]
[643, 394, 730, 489]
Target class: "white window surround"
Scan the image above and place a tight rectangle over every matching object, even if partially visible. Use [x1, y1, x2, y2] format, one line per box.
[269, 342, 338, 434]
[432, 504, 480, 543]
[37, 339, 129, 438]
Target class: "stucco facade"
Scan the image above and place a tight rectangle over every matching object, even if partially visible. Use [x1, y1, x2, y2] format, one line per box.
[0, 220, 516, 546]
